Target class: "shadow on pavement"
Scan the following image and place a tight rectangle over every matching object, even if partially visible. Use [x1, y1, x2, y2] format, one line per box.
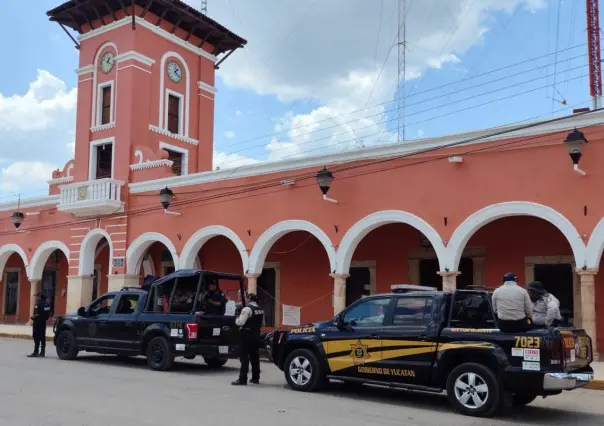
[74, 354, 238, 376]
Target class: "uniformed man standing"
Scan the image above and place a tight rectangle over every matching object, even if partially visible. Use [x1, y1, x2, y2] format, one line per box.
[232, 293, 264, 386]
[28, 292, 51, 358]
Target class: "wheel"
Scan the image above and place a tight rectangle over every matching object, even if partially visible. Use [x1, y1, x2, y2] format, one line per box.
[145, 336, 174, 371]
[512, 393, 538, 407]
[284, 348, 324, 392]
[446, 363, 502, 417]
[55, 329, 79, 360]
[204, 357, 227, 368]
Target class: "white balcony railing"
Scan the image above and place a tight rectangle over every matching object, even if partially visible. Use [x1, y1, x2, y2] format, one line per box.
[58, 178, 125, 216]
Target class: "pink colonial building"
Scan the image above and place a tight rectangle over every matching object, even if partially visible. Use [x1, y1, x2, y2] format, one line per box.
[1, 0, 603, 357]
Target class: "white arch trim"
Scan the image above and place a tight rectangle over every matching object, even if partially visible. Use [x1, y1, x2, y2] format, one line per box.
[585, 217, 604, 269]
[180, 225, 248, 271]
[79, 229, 114, 276]
[158, 51, 191, 137]
[126, 232, 179, 275]
[142, 254, 156, 277]
[0, 244, 29, 278]
[336, 211, 447, 275]
[29, 241, 70, 280]
[91, 42, 118, 126]
[248, 220, 337, 274]
[447, 202, 586, 270]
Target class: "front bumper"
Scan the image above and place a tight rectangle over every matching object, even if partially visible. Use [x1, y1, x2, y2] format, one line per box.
[543, 372, 594, 390]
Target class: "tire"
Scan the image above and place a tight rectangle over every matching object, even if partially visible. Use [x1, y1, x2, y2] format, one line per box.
[55, 329, 79, 360]
[284, 348, 324, 392]
[204, 357, 227, 368]
[446, 362, 502, 417]
[512, 393, 538, 407]
[145, 336, 174, 371]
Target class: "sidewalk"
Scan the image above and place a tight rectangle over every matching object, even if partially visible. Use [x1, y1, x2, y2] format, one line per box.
[0, 324, 602, 388]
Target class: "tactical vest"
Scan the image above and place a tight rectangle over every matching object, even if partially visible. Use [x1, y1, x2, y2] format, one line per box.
[246, 304, 264, 334]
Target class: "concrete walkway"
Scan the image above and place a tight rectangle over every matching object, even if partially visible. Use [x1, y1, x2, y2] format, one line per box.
[0, 324, 602, 389]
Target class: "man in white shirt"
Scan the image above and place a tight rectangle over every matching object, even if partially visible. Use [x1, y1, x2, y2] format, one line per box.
[491, 272, 533, 333]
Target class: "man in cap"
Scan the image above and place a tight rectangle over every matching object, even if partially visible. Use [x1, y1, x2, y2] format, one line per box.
[232, 292, 264, 386]
[28, 292, 51, 358]
[491, 273, 533, 333]
[526, 281, 561, 328]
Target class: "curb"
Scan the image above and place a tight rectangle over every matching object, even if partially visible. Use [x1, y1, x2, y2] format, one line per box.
[0, 333, 53, 342]
[585, 380, 604, 391]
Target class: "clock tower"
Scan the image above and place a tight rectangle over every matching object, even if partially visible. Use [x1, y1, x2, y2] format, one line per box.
[47, 0, 246, 185]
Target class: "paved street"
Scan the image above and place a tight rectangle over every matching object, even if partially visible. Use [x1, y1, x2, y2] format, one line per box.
[1, 338, 603, 426]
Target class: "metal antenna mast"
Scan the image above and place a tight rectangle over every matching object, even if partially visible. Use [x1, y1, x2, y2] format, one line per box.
[201, 0, 208, 14]
[586, 0, 602, 109]
[397, 0, 407, 141]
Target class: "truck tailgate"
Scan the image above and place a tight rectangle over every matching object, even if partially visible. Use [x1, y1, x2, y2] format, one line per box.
[559, 328, 592, 371]
[197, 314, 240, 348]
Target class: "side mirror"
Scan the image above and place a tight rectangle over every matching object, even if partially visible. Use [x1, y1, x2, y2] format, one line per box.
[77, 307, 86, 317]
[334, 313, 344, 328]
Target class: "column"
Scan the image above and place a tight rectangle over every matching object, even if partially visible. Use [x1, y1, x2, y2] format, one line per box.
[245, 273, 260, 296]
[576, 269, 598, 359]
[66, 276, 94, 313]
[438, 271, 460, 292]
[28, 279, 41, 325]
[331, 273, 349, 315]
[107, 274, 140, 292]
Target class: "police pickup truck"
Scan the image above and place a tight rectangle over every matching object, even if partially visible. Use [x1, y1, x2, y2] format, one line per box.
[53, 269, 245, 371]
[267, 285, 594, 417]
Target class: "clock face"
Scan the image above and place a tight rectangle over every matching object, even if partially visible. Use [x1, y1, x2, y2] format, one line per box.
[167, 61, 182, 83]
[101, 52, 115, 74]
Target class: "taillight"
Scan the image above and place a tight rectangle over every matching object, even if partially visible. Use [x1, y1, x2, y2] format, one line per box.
[185, 323, 198, 340]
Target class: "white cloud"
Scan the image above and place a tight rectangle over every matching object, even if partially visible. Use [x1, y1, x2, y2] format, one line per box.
[0, 70, 76, 198]
[236, 110, 243, 117]
[187, 0, 546, 160]
[224, 130, 236, 139]
[213, 151, 261, 169]
[0, 161, 58, 193]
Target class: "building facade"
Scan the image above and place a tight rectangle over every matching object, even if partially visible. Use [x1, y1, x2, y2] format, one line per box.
[0, 0, 603, 357]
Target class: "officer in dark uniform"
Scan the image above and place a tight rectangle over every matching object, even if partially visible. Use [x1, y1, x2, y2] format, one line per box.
[232, 293, 264, 385]
[28, 292, 51, 358]
[201, 279, 227, 315]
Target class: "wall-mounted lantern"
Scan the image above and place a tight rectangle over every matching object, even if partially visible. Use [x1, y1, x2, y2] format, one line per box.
[564, 128, 588, 175]
[316, 167, 338, 203]
[159, 187, 180, 215]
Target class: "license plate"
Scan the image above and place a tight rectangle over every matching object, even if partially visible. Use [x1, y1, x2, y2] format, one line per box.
[219, 346, 229, 354]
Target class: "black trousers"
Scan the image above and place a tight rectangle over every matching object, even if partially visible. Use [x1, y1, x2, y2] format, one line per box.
[238, 331, 260, 382]
[32, 322, 46, 353]
[498, 317, 530, 333]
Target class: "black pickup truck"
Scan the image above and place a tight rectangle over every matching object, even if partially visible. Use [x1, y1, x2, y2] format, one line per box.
[53, 269, 246, 371]
[267, 286, 594, 417]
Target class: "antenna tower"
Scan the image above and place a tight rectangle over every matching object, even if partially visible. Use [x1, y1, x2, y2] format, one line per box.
[586, 0, 602, 109]
[397, 0, 407, 141]
[201, 0, 208, 14]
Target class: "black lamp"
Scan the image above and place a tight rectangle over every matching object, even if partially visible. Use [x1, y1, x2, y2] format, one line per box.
[564, 128, 588, 175]
[316, 167, 334, 195]
[11, 212, 24, 230]
[159, 187, 175, 210]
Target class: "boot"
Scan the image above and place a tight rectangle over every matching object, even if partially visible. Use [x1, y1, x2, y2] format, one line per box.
[39, 348, 45, 358]
[231, 378, 247, 386]
[250, 377, 260, 384]
[27, 351, 38, 358]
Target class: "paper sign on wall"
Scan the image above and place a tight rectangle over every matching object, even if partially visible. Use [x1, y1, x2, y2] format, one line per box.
[282, 304, 301, 326]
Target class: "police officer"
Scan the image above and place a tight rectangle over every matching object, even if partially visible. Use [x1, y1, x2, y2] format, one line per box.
[28, 292, 51, 358]
[232, 293, 264, 385]
[201, 280, 227, 315]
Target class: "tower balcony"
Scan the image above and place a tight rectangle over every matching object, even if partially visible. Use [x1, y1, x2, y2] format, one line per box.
[58, 178, 125, 217]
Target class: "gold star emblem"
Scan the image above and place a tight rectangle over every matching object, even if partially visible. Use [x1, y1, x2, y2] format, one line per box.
[350, 340, 370, 365]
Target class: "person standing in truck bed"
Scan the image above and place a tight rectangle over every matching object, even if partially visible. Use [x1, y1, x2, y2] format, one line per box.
[492, 272, 533, 333]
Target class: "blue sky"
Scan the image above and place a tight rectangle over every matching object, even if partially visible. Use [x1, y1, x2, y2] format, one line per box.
[0, 0, 596, 201]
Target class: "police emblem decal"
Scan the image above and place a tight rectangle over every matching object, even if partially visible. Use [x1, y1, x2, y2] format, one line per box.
[350, 340, 370, 365]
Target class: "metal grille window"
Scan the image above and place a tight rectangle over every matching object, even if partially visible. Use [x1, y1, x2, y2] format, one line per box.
[95, 143, 112, 179]
[4, 271, 19, 315]
[101, 85, 112, 125]
[164, 149, 183, 176]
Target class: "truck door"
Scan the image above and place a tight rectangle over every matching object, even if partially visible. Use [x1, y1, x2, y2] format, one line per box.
[323, 297, 392, 380]
[106, 293, 142, 352]
[75, 294, 116, 349]
[377, 295, 438, 385]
